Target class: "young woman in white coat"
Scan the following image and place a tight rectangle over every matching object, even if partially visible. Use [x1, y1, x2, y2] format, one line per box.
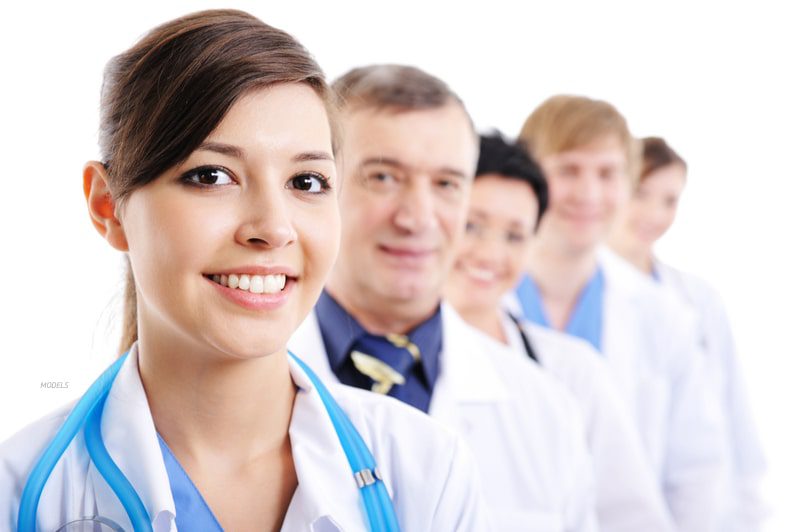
[444, 134, 674, 532]
[608, 136, 768, 531]
[509, 96, 726, 531]
[0, 10, 489, 532]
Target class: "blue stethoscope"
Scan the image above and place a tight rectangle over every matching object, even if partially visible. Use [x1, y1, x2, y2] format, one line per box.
[18, 351, 401, 532]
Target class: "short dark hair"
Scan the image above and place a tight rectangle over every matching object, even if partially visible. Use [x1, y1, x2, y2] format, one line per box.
[641, 137, 687, 181]
[477, 133, 549, 228]
[332, 64, 468, 115]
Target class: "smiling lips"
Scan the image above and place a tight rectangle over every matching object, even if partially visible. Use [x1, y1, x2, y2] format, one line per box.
[205, 271, 295, 311]
[378, 245, 437, 268]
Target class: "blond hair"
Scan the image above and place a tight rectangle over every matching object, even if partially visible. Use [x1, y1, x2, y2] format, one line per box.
[518, 95, 641, 182]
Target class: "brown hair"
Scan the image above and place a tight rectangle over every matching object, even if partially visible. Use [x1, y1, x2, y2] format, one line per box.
[97, 9, 334, 354]
[518, 95, 641, 182]
[332, 64, 471, 118]
[640, 136, 687, 181]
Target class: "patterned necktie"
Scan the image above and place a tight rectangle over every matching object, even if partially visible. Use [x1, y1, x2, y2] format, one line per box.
[350, 333, 421, 394]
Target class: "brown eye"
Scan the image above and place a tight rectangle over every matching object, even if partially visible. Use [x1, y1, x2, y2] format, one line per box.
[182, 166, 234, 187]
[288, 173, 330, 193]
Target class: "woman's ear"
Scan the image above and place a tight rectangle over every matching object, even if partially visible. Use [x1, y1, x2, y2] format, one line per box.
[83, 161, 129, 251]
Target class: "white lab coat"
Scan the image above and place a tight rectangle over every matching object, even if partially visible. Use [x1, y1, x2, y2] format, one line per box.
[289, 303, 598, 532]
[654, 260, 768, 531]
[507, 248, 725, 532]
[497, 314, 676, 532]
[0, 345, 490, 531]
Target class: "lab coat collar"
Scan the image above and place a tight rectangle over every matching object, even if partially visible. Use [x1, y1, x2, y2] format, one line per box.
[89, 344, 176, 531]
[436, 304, 510, 404]
[598, 246, 649, 299]
[90, 344, 365, 532]
[293, 304, 510, 417]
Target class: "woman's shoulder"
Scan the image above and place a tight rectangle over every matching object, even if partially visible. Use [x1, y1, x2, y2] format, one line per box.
[1, 400, 77, 470]
[0, 400, 80, 528]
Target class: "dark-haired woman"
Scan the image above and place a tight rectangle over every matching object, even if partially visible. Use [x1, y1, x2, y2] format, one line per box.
[608, 137, 767, 532]
[445, 134, 674, 532]
[0, 10, 488, 531]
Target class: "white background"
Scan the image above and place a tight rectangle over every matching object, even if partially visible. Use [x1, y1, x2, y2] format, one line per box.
[1, 1, 797, 529]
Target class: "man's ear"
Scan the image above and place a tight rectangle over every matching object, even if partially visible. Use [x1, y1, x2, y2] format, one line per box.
[83, 161, 129, 252]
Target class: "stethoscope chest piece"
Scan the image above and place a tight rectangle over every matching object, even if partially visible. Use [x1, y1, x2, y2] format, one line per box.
[55, 516, 125, 532]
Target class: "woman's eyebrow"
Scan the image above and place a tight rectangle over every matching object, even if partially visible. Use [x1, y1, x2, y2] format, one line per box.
[293, 151, 334, 163]
[197, 143, 333, 164]
[198, 141, 245, 159]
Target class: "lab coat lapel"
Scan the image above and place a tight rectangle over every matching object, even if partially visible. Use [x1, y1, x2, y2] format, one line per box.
[598, 249, 645, 405]
[286, 357, 367, 531]
[429, 305, 510, 428]
[89, 346, 176, 531]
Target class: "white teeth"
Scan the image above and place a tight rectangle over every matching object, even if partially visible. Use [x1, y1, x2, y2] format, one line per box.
[210, 273, 287, 294]
[264, 275, 276, 294]
[465, 266, 495, 282]
[249, 275, 264, 294]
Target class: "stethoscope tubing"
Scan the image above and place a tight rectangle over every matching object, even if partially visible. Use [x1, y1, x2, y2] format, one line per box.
[84, 384, 152, 531]
[289, 352, 401, 532]
[17, 355, 132, 532]
[19, 352, 401, 532]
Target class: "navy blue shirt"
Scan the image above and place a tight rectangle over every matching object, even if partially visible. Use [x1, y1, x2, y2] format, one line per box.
[315, 290, 442, 413]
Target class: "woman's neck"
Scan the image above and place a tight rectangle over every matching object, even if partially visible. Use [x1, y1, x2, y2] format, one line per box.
[136, 325, 296, 465]
[453, 304, 509, 345]
[136, 317, 298, 531]
[607, 235, 655, 275]
[528, 239, 598, 330]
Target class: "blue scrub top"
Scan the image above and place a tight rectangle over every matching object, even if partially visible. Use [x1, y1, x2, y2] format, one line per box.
[158, 434, 224, 531]
[515, 268, 606, 352]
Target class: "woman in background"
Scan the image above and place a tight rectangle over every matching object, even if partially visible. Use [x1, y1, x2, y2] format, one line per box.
[445, 133, 674, 532]
[608, 136, 768, 531]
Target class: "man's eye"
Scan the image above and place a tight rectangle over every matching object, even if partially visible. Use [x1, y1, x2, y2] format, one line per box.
[288, 173, 330, 193]
[371, 172, 396, 183]
[182, 166, 235, 187]
[465, 220, 484, 236]
[436, 178, 460, 190]
[506, 231, 526, 243]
